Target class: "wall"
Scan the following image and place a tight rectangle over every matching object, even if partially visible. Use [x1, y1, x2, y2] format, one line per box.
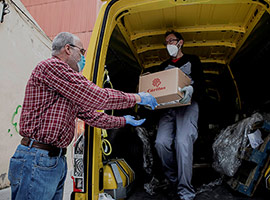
[20, 0, 104, 50]
[0, 0, 52, 188]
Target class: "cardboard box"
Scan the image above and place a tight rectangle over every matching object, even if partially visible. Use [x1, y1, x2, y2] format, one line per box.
[138, 67, 191, 109]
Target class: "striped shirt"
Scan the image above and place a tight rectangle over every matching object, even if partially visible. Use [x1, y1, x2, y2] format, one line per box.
[19, 57, 136, 148]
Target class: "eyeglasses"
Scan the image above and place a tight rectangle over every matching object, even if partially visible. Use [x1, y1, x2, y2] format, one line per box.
[164, 38, 179, 46]
[69, 44, 86, 55]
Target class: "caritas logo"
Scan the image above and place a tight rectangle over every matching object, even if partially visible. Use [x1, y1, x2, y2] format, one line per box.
[152, 78, 161, 87]
[147, 78, 166, 93]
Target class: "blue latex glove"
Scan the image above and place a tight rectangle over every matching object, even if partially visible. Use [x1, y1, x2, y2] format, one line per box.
[179, 85, 193, 104]
[137, 92, 158, 110]
[124, 115, 146, 126]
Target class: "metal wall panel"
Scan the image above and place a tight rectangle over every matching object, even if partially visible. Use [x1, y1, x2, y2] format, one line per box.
[21, 0, 99, 49]
[20, 0, 64, 7]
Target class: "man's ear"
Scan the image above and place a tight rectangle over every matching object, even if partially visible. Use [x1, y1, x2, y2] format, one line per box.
[179, 39, 184, 46]
[64, 44, 72, 55]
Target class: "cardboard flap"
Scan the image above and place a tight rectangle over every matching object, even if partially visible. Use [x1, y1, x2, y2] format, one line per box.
[140, 72, 151, 76]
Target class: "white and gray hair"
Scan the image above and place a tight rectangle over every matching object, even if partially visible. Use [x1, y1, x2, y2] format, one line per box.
[52, 32, 79, 56]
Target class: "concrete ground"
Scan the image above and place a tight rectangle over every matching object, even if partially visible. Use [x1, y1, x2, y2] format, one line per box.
[0, 171, 73, 200]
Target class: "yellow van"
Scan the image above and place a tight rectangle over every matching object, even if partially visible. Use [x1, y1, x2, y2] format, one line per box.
[72, 0, 270, 199]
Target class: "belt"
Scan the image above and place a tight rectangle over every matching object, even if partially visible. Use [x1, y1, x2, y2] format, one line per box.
[21, 137, 66, 157]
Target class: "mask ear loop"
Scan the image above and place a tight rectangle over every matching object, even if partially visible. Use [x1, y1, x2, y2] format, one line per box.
[176, 40, 182, 50]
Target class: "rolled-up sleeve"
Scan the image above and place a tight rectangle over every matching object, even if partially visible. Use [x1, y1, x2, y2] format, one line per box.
[40, 58, 137, 111]
[77, 108, 126, 129]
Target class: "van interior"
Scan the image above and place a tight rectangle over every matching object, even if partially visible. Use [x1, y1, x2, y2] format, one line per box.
[83, 1, 270, 199]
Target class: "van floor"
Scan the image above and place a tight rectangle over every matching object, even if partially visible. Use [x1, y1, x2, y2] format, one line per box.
[126, 184, 268, 200]
[126, 167, 269, 200]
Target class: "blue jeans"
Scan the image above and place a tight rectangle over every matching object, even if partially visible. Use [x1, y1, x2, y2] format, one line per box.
[8, 144, 67, 200]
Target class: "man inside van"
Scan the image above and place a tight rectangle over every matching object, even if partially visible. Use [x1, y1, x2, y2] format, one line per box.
[8, 32, 157, 200]
[155, 30, 206, 200]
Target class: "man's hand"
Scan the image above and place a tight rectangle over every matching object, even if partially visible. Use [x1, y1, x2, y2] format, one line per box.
[179, 85, 193, 104]
[124, 115, 146, 126]
[137, 92, 158, 110]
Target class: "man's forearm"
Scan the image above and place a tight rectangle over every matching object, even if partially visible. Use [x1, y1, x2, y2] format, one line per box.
[134, 93, 142, 103]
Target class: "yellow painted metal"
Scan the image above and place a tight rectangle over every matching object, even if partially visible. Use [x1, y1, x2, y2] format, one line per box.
[74, 192, 87, 200]
[103, 159, 135, 199]
[103, 0, 268, 68]
[265, 164, 270, 190]
[201, 60, 226, 64]
[130, 25, 246, 41]
[91, 128, 104, 200]
[137, 41, 236, 54]
[208, 88, 221, 101]
[81, 1, 120, 199]
[227, 5, 265, 63]
[79, 127, 103, 200]
[82, 0, 110, 82]
[227, 64, 242, 110]
[104, 165, 118, 189]
[103, 160, 134, 189]
[117, 21, 143, 70]
[82, 3, 123, 198]
[118, 160, 135, 183]
[84, 0, 270, 76]
[203, 70, 220, 75]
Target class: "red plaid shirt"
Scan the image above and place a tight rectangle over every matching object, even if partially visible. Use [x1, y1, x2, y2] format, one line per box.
[19, 57, 136, 148]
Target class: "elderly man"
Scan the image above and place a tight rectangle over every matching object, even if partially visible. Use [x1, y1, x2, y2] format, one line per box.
[8, 32, 157, 200]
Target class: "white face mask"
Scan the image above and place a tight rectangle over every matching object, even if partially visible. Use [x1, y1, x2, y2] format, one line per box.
[166, 41, 181, 57]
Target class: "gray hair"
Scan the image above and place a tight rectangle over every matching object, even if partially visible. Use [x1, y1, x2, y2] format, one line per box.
[52, 32, 79, 56]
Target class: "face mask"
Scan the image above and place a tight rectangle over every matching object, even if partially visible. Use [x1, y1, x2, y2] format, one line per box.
[77, 55, 86, 72]
[166, 41, 181, 57]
